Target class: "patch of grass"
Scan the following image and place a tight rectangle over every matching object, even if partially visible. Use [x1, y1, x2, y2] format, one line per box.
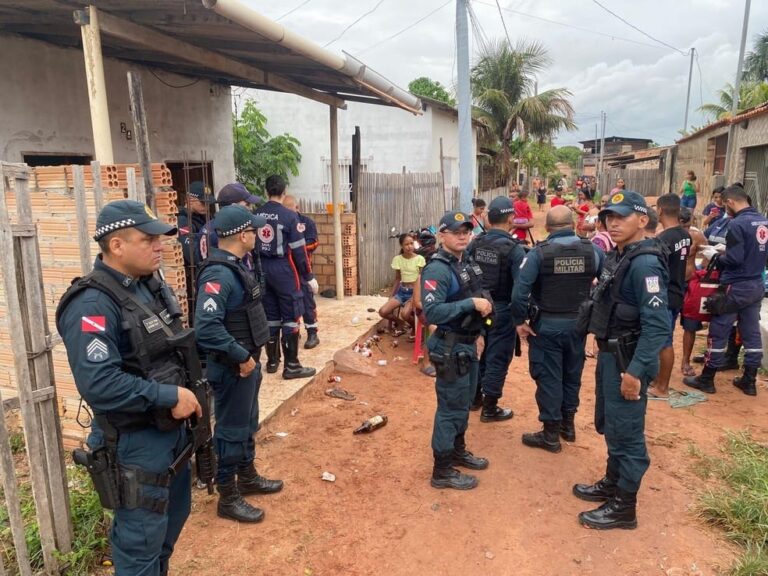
[0, 464, 110, 575]
[692, 432, 768, 575]
[8, 432, 25, 455]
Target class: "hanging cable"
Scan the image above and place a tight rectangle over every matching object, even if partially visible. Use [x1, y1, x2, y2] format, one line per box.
[590, 0, 688, 55]
[324, 0, 386, 48]
[148, 69, 201, 89]
[357, 0, 452, 55]
[276, 0, 314, 21]
[495, 0, 513, 50]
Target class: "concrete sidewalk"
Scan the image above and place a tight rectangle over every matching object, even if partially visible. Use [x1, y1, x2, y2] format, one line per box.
[258, 294, 386, 423]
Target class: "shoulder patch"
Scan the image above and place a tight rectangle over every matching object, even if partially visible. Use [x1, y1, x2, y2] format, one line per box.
[204, 281, 221, 294]
[424, 279, 437, 291]
[644, 276, 660, 293]
[86, 338, 109, 363]
[297, 222, 306, 233]
[202, 297, 218, 312]
[81, 316, 106, 332]
[648, 295, 664, 308]
[756, 225, 768, 245]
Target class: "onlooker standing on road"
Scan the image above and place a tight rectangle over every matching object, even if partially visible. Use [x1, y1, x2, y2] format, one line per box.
[702, 186, 726, 227]
[679, 170, 699, 210]
[471, 198, 487, 235]
[684, 184, 768, 396]
[512, 206, 603, 453]
[678, 208, 709, 378]
[648, 194, 691, 398]
[512, 189, 534, 243]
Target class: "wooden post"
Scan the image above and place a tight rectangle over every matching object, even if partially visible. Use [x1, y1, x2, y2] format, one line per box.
[439, 137, 446, 211]
[126, 167, 138, 201]
[127, 71, 155, 210]
[91, 160, 104, 212]
[73, 166, 93, 274]
[75, 6, 114, 164]
[351, 126, 360, 213]
[330, 106, 344, 300]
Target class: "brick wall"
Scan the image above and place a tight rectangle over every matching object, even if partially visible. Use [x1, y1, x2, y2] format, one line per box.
[305, 212, 357, 296]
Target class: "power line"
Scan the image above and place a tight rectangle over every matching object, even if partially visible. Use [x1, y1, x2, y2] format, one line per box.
[357, 0, 452, 55]
[324, 0, 386, 48]
[276, 0, 314, 21]
[494, 0, 513, 50]
[148, 69, 201, 89]
[590, 0, 688, 55]
[471, 0, 673, 52]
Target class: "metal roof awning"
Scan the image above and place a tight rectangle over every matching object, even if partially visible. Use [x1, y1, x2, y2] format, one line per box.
[0, 0, 421, 113]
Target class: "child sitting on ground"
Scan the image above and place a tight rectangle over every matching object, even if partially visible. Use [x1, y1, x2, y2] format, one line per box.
[379, 233, 426, 331]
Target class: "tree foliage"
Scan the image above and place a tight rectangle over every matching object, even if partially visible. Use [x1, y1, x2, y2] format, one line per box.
[522, 141, 557, 180]
[554, 146, 582, 169]
[233, 99, 301, 196]
[408, 77, 456, 106]
[698, 81, 768, 121]
[744, 28, 768, 83]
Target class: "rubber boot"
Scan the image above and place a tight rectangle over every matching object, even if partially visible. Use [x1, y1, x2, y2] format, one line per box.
[430, 451, 478, 490]
[217, 480, 264, 523]
[683, 365, 716, 394]
[304, 328, 320, 350]
[721, 329, 742, 371]
[282, 332, 317, 380]
[572, 473, 618, 502]
[578, 488, 638, 530]
[480, 395, 514, 422]
[560, 410, 576, 442]
[451, 433, 489, 470]
[521, 421, 562, 453]
[266, 337, 281, 374]
[733, 366, 758, 396]
[237, 463, 284, 496]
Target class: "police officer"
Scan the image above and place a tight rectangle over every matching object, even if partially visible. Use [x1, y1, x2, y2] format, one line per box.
[177, 180, 214, 268]
[198, 182, 262, 263]
[512, 205, 603, 452]
[684, 184, 768, 396]
[421, 211, 493, 490]
[56, 200, 203, 575]
[283, 194, 320, 349]
[467, 196, 525, 422]
[194, 205, 283, 523]
[256, 175, 317, 379]
[573, 191, 670, 530]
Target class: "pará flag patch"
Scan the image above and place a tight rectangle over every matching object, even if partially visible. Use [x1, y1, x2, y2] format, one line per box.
[179, 226, 190, 236]
[204, 281, 221, 295]
[424, 279, 437, 291]
[81, 316, 106, 332]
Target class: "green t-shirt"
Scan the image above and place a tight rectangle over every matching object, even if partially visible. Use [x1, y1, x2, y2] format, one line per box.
[683, 180, 696, 197]
[391, 253, 426, 283]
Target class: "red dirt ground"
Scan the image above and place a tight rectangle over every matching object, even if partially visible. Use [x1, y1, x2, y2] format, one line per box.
[172, 327, 767, 576]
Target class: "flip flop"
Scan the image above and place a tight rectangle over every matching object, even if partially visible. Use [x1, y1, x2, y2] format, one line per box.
[646, 386, 669, 400]
[325, 388, 356, 401]
[421, 365, 436, 377]
[681, 365, 696, 377]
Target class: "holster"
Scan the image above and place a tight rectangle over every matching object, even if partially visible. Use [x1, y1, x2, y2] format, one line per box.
[573, 300, 593, 339]
[598, 333, 639, 372]
[431, 347, 472, 382]
[527, 303, 541, 326]
[73, 446, 121, 510]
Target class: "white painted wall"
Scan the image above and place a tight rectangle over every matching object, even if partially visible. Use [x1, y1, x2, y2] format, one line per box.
[249, 90, 478, 201]
[0, 34, 235, 189]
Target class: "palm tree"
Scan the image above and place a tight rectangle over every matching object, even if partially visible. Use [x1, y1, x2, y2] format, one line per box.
[471, 39, 575, 181]
[699, 81, 768, 120]
[744, 28, 768, 82]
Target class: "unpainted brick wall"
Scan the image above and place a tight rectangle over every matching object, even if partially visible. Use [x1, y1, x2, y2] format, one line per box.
[305, 212, 357, 296]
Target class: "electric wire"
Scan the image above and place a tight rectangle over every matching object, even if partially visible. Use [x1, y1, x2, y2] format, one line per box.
[590, 0, 688, 55]
[356, 0, 452, 55]
[495, 0, 513, 50]
[148, 69, 201, 89]
[324, 0, 386, 48]
[276, 0, 314, 21]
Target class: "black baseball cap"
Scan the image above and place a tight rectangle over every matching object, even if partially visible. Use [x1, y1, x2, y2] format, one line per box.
[93, 200, 176, 241]
[487, 196, 514, 217]
[217, 182, 261, 206]
[598, 190, 649, 219]
[188, 181, 215, 203]
[438, 211, 473, 232]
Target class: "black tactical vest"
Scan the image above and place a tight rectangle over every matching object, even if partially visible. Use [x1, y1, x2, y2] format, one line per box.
[533, 238, 597, 315]
[468, 232, 519, 301]
[56, 269, 187, 431]
[428, 251, 486, 332]
[197, 256, 269, 352]
[587, 241, 666, 340]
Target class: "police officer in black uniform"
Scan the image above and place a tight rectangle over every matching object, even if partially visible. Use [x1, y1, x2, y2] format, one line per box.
[57, 200, 203, 576]
[177, 180, 214, 268]
[512, 205, 603, 452]
[573, 191, 670, 530]
[685, 184, 768, 395]
[467, 196, 525, 422]
[195, 205, 283, 523]
[421, 211, 493, 490]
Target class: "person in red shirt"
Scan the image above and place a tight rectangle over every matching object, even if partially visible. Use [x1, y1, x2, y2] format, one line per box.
[550, 187, 568, 208]
[573, 190, 593, 236]
[512, 188, 534, 242]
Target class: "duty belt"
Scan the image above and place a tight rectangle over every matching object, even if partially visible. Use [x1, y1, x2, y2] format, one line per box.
[540, 310, 579, 319]
[434, 328, 478, 344]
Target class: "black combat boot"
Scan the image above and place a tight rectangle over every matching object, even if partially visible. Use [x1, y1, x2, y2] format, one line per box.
[480, 395, 514, 422]
[560, 410, 576, 442]
[237, 463, 284, 495]
[217, 480, 265, 523]
[721, 329, 742, 371]
[451, 433, 489, 470]
[266, 337, 281, 374]
[683, 365, 716, 394]
[521, 421, 562, 453]
[304, 328, 320, 349]
[578, 488, 638, 530]
[733, 366, 758, 396]
[282, 333, 317, 380]
[572, 473, 618, 502]
[431, 451, 478, 490]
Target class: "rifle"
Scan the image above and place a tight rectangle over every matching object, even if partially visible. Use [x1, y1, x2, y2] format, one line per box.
[165, 330, 216, 494]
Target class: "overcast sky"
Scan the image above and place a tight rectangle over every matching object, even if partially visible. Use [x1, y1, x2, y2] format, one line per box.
[242, 0, 767, 148]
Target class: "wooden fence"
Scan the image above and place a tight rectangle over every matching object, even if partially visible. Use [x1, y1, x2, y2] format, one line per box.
[357, 172, 446, 295]
[598, 167, 664, 198]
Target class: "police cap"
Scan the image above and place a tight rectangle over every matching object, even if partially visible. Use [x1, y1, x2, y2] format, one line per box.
[438, 211, 473, 232]
[217, 182, 262, 206]
[598, 190, 649, 219]
[93, 200, 177, 241]
[214, 204, 267, 237]
[187, 181, 215, 203]
[487, 196, 514, 217]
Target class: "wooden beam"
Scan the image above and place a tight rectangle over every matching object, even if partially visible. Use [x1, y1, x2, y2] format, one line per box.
[127, 72, 155, 209]
[93, 9, 346, 109]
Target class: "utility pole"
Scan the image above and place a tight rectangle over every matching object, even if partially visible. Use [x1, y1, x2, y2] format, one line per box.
[456, 0, 474, 213]
[683, 47, 695, 134]
[599, 111, 606, 192]
[724, 0, 751, 182]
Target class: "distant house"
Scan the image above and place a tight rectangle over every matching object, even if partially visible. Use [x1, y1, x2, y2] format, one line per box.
[675, 102, 768, 212]
[250, 91, 480, 205]
[580, 136, 654, 176]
